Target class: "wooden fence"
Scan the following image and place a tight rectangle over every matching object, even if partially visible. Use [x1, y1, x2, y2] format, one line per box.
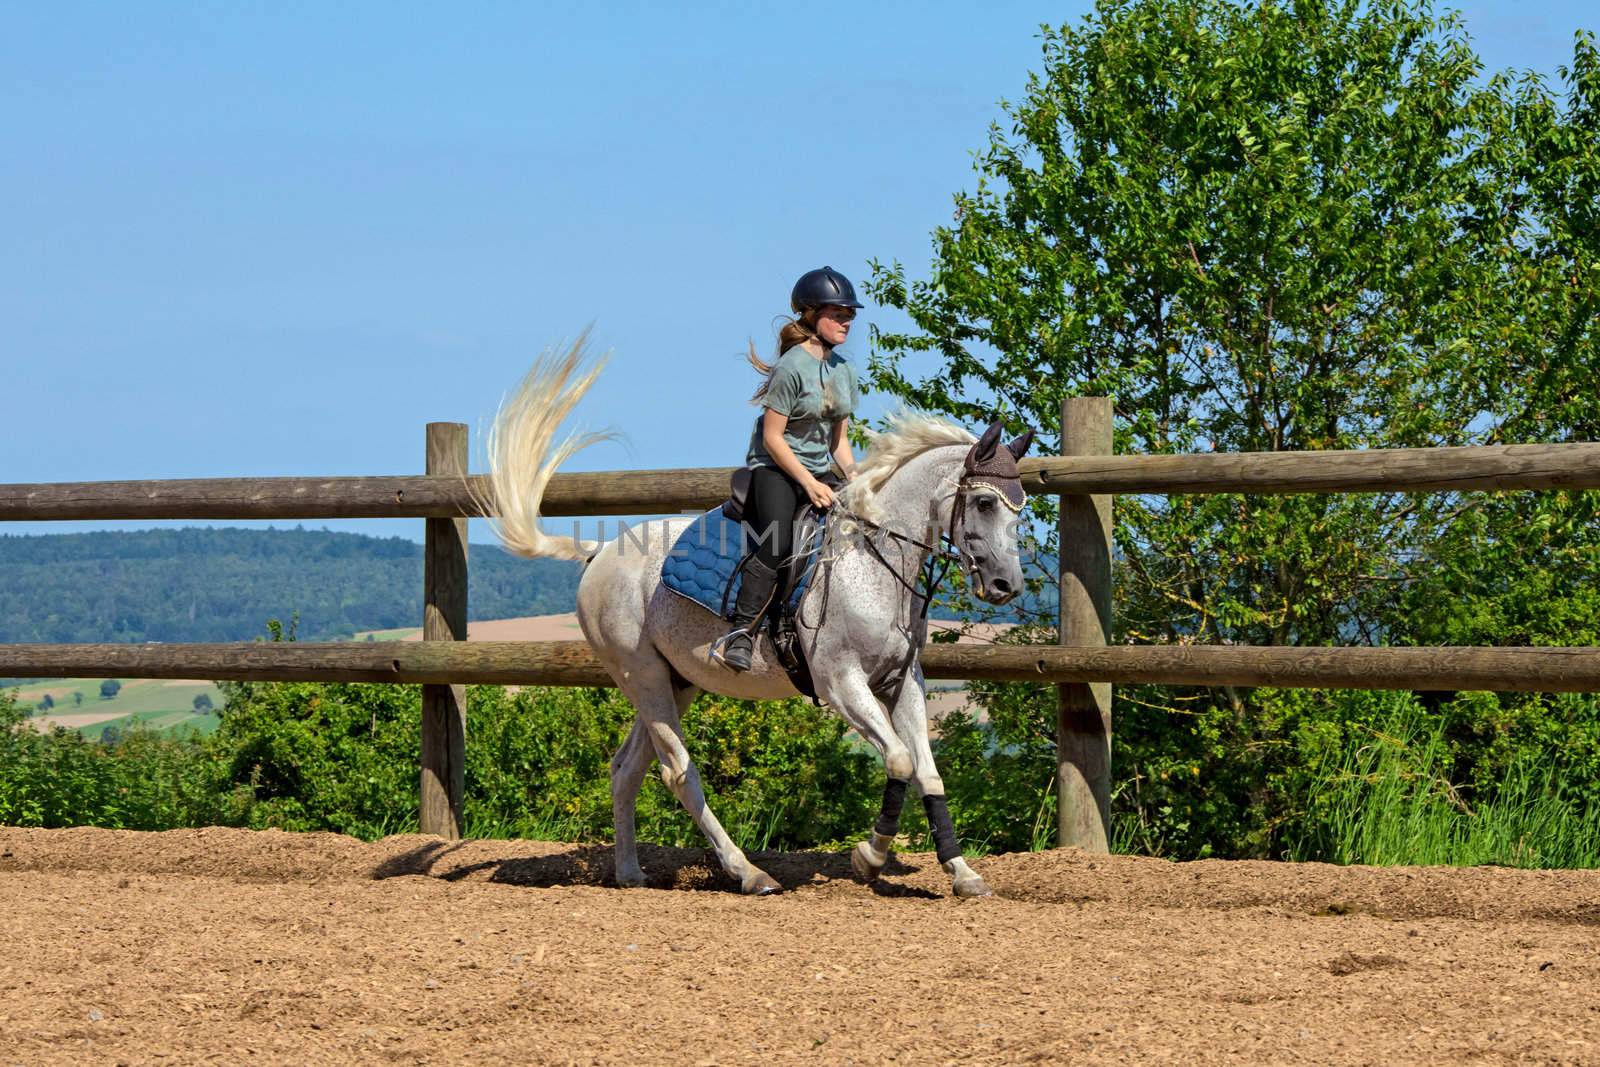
[7, 410, 1600, 850]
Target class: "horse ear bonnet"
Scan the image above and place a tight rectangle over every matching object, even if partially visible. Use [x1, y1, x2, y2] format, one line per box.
[962, 420, 1032, 511]
[972, 420, 1002, 460]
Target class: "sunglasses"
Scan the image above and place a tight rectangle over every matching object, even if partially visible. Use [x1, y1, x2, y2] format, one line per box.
[818, 306, 857, 323]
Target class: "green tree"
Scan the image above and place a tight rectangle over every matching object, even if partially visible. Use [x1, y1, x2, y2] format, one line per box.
[73, 691, 83, 707]
[99, 679, 121, 700]
[192, 694, 214, 713]
[37, 694, 54, 711]
[867, 0, 1600, 857]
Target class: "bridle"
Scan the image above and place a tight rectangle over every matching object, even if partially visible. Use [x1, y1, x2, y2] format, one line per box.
[834, 468, 994, 621]
[815, 459, 1027, 707]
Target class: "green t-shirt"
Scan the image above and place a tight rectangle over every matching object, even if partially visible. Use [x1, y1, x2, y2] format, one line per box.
[746, 345, 858, 476]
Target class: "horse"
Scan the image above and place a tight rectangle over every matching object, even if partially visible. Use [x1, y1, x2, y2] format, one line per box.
[479, 341, 1034, 897]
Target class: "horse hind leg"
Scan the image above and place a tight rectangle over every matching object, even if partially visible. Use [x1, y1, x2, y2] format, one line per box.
[610, 716, 653, 888]
[611, 681, 702, 889]
[625, 665, 781, 896]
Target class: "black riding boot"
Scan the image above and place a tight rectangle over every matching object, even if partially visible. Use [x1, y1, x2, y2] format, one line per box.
[722, 557, 780, 672]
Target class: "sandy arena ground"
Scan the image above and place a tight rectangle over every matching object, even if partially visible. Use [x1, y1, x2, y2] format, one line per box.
[2, 827, 1598, 1064]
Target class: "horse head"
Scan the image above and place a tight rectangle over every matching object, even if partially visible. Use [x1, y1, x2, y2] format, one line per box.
[951, 420, 1034, 605]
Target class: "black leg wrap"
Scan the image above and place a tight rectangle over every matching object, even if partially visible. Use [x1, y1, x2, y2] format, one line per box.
[874, 778, 909, 838]
[923, 794, 962, 864]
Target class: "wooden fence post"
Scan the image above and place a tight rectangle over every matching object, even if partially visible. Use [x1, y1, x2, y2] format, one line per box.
[421, 422, 468, 838]
[1058, 397, 1113, 851]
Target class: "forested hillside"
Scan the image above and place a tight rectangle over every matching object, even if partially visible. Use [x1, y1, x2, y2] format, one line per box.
[0, 528, 580, 643]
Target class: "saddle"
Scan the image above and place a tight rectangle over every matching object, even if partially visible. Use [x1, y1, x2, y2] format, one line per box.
[660, 468, 837, 701]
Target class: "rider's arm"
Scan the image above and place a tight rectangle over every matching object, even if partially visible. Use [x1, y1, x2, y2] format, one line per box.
[762, 409, 821, 488]
[830, 417, 857, 481]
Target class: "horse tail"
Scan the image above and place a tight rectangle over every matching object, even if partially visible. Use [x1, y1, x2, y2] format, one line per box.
[476, 334, 612, 562]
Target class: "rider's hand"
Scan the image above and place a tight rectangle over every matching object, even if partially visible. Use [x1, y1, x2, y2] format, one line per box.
[804, 476, 836, 511]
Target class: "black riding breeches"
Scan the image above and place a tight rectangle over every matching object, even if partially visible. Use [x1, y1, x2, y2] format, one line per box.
[743, 464, 841, 583]
[743, 465, 805, 573]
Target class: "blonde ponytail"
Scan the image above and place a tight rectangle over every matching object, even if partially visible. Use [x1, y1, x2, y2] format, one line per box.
[748, 309, 821, 402]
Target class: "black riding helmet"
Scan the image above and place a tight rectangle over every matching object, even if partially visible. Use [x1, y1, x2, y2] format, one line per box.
[791, 266, 864, 313]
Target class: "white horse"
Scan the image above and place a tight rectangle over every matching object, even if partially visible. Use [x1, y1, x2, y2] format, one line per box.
[481, 342, 1033, 897]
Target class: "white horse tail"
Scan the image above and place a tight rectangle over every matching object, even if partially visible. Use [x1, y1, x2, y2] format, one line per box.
[477, 335, 612, 562]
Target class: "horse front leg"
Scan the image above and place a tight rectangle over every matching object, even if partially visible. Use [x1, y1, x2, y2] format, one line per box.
[887, 664, 992, 898]
[851, 777, 906, 885]
[808, 666, 922, 886]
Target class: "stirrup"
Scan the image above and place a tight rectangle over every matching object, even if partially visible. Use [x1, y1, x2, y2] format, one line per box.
[710, 627, 755, 670]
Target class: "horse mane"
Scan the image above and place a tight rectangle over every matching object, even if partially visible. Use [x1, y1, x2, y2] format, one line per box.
[843, 410, 975, 525]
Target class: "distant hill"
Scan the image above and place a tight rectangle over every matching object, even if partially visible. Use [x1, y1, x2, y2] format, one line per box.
[0, 528, 581, 644]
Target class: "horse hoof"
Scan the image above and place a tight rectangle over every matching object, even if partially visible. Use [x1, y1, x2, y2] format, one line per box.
[851, 840, 886, 883]
[742, 871, 783, 896]
[615, 868, 647, 889]
[952, 873, 993, 899]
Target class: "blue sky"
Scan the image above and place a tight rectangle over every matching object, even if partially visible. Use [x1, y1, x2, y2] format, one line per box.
[3, 1, 1592, 544]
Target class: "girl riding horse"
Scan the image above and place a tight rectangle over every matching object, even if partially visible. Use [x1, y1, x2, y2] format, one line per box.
[478, 308, 1034, 898]
[721, 266, 863, 671]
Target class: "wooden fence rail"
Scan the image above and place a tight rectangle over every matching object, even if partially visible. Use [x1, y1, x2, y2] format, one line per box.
[7, 641, 1600, 694]
[6, 441, 1600, 521]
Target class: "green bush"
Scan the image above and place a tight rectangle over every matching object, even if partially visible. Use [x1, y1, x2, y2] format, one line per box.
[7, 677, 1598, 870]
[211, 679, 424, 837]
[1288, 705, 1600, 868]
[0, 679, 881, 848]
[943, 660, 1600, 865]
[0, 689, 244, 830]
[464, 684, 879, 849]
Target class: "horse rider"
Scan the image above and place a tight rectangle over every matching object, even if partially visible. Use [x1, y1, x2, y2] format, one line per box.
[721, 266, 862, 671]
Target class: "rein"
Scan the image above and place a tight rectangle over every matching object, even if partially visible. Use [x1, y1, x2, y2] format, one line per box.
[819, 476, 985, 708]
[836, 505, 959, 622]
[798, 424, 1031, 710]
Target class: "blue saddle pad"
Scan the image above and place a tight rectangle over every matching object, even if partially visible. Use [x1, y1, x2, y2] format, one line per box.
[661, 508, 818, 620]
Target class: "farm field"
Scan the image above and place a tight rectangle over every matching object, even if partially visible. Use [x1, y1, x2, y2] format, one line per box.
[1, 826, 1597, 1064]
[7, 678, 222, 738]
[353, 614, 587, 643]
[352, 625, 422, 641]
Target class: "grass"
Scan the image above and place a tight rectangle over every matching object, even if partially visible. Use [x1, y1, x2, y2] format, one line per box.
[1288, 712, 1600, 869]
[464, 809, 587, 843]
